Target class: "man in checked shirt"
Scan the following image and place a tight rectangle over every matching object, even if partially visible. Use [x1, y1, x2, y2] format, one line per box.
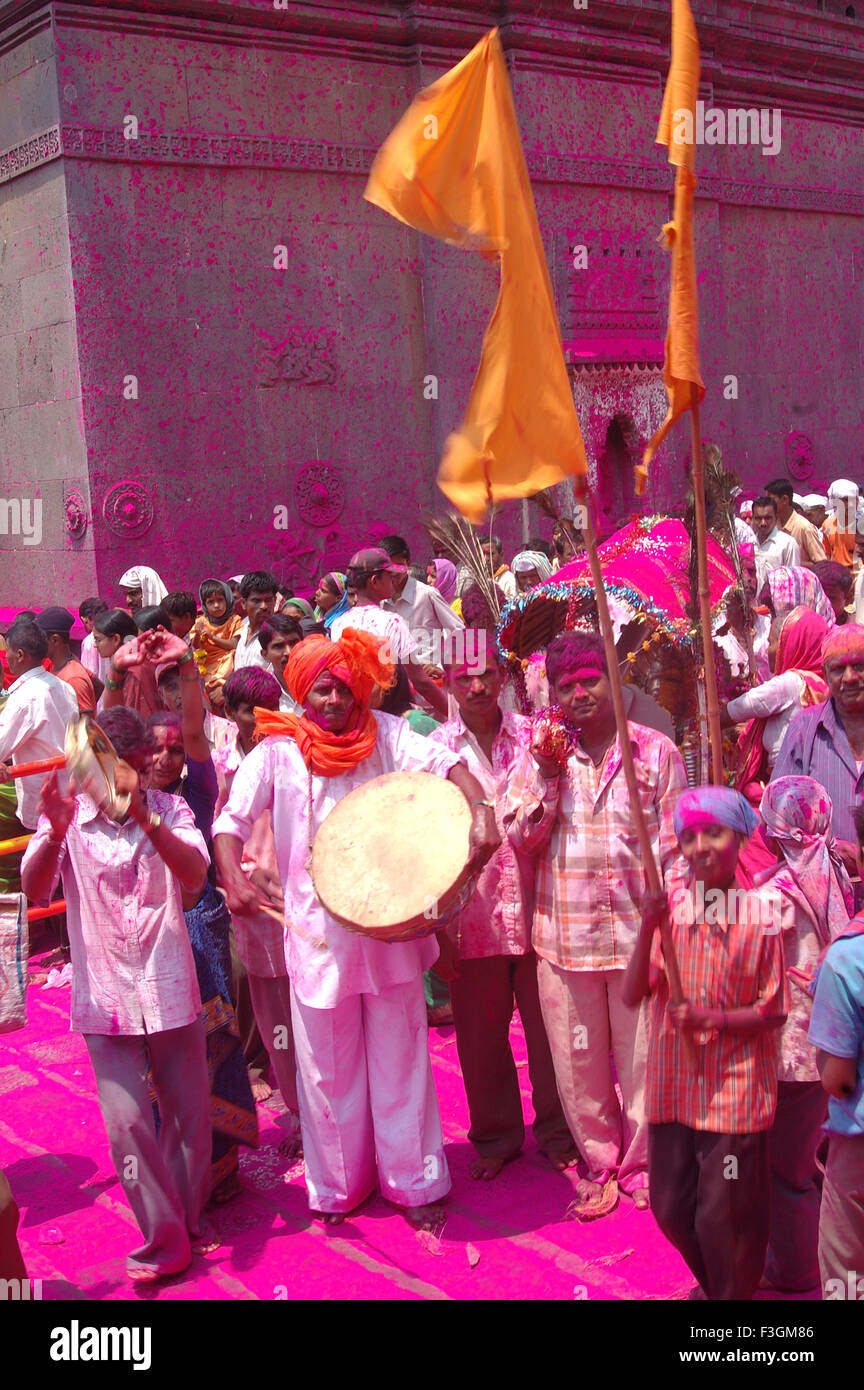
[507, 631, 688, 1219]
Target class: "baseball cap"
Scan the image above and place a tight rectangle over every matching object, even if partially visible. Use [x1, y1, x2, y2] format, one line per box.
[348, 547, 407, 575]
[35, 606, 75, 635]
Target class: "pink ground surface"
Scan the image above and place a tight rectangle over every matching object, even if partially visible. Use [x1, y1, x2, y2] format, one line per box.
[1, 968, 819, 1303]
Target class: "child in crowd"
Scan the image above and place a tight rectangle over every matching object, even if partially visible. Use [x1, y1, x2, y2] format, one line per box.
[624, 787, 787, 1300]
[808, 800, 864, 1297]
[193, 579, 242, 708]
[163, 591, 198, 642]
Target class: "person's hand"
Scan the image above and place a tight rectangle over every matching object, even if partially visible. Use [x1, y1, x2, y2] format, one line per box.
[219, 872, 262, 917]
[113, 760, 149, 824]
[248, 866, 284, 912]
[37, 770, 76, 840]
[431, 929, 460, 982]
[110, 638, 145, 673]
[669, 1001, 711, 1032]
[640, 888, 668, 931]
[532, 751, 562, 781]
[0, 762, 12, 784]
[422, 664, 445, 682]
[467, 803, 500, 872]
[139, 626, 190, 667]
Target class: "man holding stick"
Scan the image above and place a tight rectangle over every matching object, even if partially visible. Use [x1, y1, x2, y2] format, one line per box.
[507, 630, 687, 1218]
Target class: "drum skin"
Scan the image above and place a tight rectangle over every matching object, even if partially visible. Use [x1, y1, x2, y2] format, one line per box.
[311, 771, 473, 942]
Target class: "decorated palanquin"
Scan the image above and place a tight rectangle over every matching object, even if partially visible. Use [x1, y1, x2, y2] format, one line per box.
[496, 517, 738, 784]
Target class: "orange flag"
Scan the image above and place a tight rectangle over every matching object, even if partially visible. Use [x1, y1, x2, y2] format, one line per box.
[637, 0, 704, 495]
[364, 29, 586, 523]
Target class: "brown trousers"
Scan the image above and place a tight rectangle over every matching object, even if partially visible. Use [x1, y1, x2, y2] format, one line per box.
[649, 1122, 770, 1300]
[449, 951, 575, 1161]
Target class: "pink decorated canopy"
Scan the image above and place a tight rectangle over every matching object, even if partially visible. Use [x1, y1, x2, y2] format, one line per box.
[497, 516, 737, 660]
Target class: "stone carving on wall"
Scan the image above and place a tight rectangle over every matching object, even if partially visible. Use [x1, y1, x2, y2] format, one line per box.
[785, 432, 815, 481]
[63, 487, 88, 539]
[256, 331, 337, 388]
[293, 463, 345, 528]
[2, 124, 862, 218]
[102, 481, 155, 538]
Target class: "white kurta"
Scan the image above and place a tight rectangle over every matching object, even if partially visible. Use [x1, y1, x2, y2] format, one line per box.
[212, 711, 461, 1212]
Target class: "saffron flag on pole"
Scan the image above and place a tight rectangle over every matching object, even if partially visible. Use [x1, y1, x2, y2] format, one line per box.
[364, 28, 586, 524]
[636, 0, 705, 495]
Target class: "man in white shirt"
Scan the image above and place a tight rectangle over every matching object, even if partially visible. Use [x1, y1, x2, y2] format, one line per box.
[232, 571, 278, 671]
[330, 548, 448, 717]
[765, 478, 826, 568]
[480, 536, 518, 600]
[378, 535, 465, 651]
[0, 619, 78, 829]
[751, 494, 800, 590]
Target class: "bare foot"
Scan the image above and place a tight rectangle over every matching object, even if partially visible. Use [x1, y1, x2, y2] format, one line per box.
[404, 1202, 446, 1232]
[278, 1133, 303, 1161]
[544, 1149, 579, 1172]
[251, 1078, 272, 1103]
[128, 1267, 163, 1284]
[470, 1155, 506, 1181]
[191, 1235, 221, 1255]
[565, 1176, 619, 1222]
[631, 1188, 650, 1211]
[311, 1210, 345, 1226]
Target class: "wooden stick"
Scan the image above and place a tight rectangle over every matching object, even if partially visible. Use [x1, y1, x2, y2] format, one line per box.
[581, 498, 698, 1067]
[689, 384, 724, 785]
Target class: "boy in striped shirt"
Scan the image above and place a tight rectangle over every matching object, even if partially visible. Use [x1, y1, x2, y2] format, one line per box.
[623, 787, 787, 1300]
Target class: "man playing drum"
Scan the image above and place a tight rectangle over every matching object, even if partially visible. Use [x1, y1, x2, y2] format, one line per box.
[213, 630, 499, 1228]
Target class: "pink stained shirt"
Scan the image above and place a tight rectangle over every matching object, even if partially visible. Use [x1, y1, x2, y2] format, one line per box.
[429, 710, 536, 959]
[21, 790, 208, 1036]
[214, 735, 288, 979]
[211, 711, 460, 1008]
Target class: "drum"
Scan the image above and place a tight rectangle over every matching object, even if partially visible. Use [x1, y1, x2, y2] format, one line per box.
[310, 771, 478, 943]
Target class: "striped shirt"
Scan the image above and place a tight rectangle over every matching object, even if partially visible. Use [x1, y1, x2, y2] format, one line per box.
[506, 721, 688, 972]
[430, 711, 535, 958]
[646, 878, 787, 1132]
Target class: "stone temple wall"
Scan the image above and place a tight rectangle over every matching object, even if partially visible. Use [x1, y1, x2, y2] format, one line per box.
[0, 0, 863, 606]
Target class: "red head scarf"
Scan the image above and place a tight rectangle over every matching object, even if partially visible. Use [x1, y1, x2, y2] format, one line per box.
[254, 631, 395, 776]
[735, 606, 830, 800]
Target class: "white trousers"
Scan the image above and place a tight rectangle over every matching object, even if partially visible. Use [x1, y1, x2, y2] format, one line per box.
[536, 958, 649, 1192]
[291, 976, 451, 1214]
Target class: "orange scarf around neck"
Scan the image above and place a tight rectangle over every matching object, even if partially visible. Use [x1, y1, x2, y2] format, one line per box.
[254, 705, 378, 777]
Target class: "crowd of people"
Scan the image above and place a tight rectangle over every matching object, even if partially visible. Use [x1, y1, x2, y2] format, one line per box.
[0, 485, 863, 1303]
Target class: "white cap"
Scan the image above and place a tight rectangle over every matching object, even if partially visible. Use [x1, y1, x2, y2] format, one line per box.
[829, 478, 860, 500]
[792, 494, 805, 507]
[738, 499, 753, 515]
[802, 494, 828, 508]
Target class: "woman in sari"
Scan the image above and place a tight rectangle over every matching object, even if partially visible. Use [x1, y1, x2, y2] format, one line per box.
[721, 605, 830, 804]
[426, 558, 458, 606]
[760, 566, 836, 627]
[759, 777, 852, 1292]
[144, 628, 258, 1204]
[313, 572, 350, 632]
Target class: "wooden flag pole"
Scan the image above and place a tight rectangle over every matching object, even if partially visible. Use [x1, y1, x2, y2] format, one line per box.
[580, 496, 697, 1066]
[689, 383, 724, 785]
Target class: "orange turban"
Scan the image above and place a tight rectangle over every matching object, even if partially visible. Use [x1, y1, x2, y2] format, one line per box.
[254, 630, 396, 777]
